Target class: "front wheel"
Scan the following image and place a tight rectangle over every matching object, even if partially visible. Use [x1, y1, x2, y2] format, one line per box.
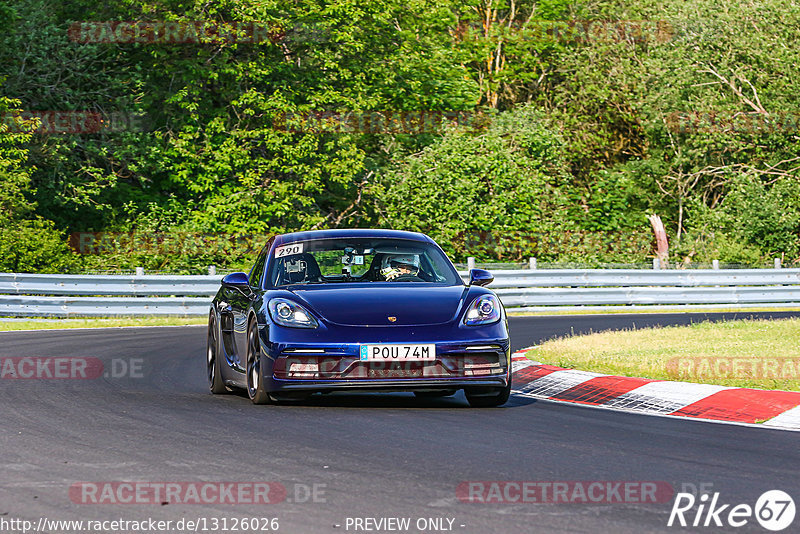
[246, 320, 271, 405]
[207, 313, 228, 394]
[465, 381, 511, 408]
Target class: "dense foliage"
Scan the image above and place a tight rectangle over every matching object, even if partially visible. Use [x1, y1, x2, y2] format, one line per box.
[1, 0, 799, 272]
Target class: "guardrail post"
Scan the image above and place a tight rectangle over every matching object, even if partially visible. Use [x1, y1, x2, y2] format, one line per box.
[652, 258, 661, 270]
[135, 267, 144, 276]
[529, 257, 537, 270]
[712, 260, 719, 270]
[467, 257, 475, 270]
[208, 265, 216, 275]
[775, 258, 782, 269]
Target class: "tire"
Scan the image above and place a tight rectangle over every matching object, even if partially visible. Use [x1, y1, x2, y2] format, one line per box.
[207, 313, 228, 394]
[246, 319, 271, 405]
[465, 381, 511, 408]
[414, 390, 457, 398]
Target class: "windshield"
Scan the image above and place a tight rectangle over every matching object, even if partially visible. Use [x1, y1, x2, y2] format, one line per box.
[267, 237, 461, 287]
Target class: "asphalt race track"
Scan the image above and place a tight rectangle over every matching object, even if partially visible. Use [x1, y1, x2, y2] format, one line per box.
[1, 312, 799, 534]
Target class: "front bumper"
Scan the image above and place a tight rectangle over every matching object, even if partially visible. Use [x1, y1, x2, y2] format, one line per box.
[257, 313, 511, 393]
[262, 341, 511, 393]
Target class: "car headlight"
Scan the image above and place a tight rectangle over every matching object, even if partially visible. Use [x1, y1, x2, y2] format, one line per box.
[268, 298, 319, 328]
[464, 295, 501, 326]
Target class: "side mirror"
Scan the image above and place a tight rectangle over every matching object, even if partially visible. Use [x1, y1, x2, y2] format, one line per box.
[469, 268, 494, 287]
[221, 272, 250, 287]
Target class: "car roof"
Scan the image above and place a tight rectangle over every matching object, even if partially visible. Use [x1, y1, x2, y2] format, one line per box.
[274, 229, 434, 246]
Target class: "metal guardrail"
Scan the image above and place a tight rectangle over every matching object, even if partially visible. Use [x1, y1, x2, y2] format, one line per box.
[0, 295, 211, 317]
[0, 273, 220, 296]
[1, 269, 800, 317]
[484, 269, 800, 288]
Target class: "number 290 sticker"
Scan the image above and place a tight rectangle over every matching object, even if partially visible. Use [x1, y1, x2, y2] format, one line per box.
[275, 243, 304, 258]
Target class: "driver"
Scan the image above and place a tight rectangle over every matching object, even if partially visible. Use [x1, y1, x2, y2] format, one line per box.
[379, 254, 420, 281]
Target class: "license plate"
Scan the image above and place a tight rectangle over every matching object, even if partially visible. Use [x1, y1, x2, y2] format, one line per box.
[360, 344, 436, 362]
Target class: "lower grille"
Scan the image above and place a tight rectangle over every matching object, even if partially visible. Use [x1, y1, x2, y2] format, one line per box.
[273, 351, 506, 380]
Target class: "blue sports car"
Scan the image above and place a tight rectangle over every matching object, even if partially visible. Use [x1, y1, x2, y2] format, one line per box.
[206, 229, 511, 407]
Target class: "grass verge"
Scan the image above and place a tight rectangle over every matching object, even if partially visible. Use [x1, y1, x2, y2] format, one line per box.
[528, 318, 800, 391]
[0, 317, 207, 331]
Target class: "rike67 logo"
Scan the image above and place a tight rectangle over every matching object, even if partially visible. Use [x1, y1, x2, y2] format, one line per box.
[668, 490, 795, 531]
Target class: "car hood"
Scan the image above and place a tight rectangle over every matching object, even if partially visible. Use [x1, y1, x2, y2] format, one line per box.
[288, 284, 471, 326]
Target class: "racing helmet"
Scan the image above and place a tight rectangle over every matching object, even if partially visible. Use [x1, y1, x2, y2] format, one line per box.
[380, 253, 420, 279]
